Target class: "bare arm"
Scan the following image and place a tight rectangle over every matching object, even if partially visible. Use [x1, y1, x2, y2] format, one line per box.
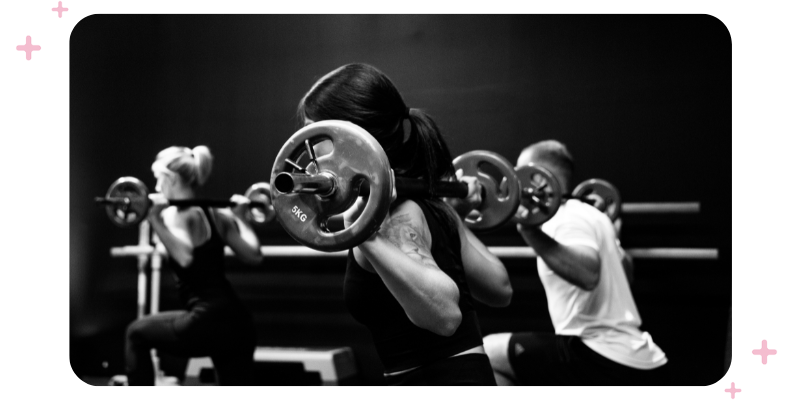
[351, 201, 462, 336]
[214, 206, 263, 266]
[516, 224, 601, 291]
[458, 220, 512, 307]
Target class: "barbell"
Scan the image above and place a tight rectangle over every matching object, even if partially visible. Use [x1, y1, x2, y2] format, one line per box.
[94, 177, 276, 228]
[268, 121, 620, 252]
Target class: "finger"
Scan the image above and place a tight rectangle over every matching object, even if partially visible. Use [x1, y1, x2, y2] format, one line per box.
[148, 193, 165, 204]
[455, 168, 464, 180]
[390, 170, 397, 203]
[515, 205, 529, 220]
[470, 179, 482, 198]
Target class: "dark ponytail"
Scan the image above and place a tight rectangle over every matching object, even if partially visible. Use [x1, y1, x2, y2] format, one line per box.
[401, 108, 462, 239]
[403, 108, 456, 193]
[298, 63, 461, 237]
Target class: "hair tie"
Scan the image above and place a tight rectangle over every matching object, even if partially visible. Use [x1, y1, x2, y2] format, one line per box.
[405, 107, 411, 119]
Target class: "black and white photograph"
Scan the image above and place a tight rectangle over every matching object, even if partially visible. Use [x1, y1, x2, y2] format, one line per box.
[69, 14, 731, 386]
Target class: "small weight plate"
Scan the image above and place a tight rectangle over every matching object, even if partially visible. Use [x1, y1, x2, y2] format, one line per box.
[452, 150, 521, 231]
[572, 179, 621, 221]
[270, 120, 393, 252]
[244, 182, 276, 226]
[514, 164, 562, 226]
[104, 177, 150, 228]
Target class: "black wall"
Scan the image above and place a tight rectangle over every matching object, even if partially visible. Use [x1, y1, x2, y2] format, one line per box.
[70, 15, 731, 385]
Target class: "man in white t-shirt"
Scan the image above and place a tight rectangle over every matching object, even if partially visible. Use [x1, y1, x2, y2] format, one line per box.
[483, 140, 669, 385]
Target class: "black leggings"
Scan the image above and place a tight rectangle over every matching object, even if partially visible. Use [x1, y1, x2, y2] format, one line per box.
[125, 307, 256, 386]
[385, 353, 497, 386]
[508, 332, 670, 385]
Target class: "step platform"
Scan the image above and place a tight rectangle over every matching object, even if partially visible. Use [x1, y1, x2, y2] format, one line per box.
[184, 346, 358, 386]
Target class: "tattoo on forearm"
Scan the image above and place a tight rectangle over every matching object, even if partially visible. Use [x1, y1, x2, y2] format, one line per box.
[380, 213, 438, 267]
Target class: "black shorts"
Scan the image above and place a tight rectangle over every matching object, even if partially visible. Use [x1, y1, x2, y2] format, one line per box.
[385, 353, 497, 386]
[508, 332, 670, 385]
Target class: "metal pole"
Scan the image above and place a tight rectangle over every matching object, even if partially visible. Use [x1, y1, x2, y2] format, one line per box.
[135, 221, 150, 320]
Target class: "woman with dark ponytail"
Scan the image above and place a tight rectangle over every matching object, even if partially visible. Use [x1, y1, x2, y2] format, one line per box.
[123, 146, 262, 385]
[298, 63, 512, 385]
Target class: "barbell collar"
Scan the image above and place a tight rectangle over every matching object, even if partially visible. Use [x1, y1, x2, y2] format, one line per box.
[95, 196, 131, 206]
[273, 172, 337, 197]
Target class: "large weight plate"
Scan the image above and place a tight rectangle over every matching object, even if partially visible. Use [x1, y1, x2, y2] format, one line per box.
[572, 179, 621, 221]
[244, 182, 276, 226]
[105, 177, 150, 228]
[270, 120, 393, 252]
[452, 150, 521, 231]
[515, 164, 562, 226]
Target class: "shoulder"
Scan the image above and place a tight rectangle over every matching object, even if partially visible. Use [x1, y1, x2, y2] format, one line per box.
[384, 199, 432, 244]
[558, 200, 600, 223]
[543, 200, 597, 235]
[552, 200, 618, 243]
[169, 206, 204, 226]
[389, 199, 427, 226]
[570, 200, 616, 231]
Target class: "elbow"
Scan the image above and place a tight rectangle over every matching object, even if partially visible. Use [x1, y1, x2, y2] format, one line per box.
[175, 254, 193, 268]
[234, 245, 263, 265]
[579, 271, 600, 291]
[410, 305, 462, 337]
[486, 280, 514, 308]
[493, 263, 514, 307]
[433, 310, 462, 337]
[495, 273, 514, 307]
[578, 256, 601, 291]
[496, 284, 513, 307]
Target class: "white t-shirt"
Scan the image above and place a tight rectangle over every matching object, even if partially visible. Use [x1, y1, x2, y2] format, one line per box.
[538, 199, 667, 370]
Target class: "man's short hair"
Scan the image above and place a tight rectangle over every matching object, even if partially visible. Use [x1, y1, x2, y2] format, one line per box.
[518, 140, 574, 190]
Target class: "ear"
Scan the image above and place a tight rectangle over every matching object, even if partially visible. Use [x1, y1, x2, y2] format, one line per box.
[161, 171, 180, 187]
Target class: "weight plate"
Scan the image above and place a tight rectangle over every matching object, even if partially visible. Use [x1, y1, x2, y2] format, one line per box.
[270, 120, 392, 252]
[452, 150, 521, 231]
[514, 164, 562, 226]
[572, 179, 621, 221]
[244, 182, 276, 226]
[104, 177, 150, 228]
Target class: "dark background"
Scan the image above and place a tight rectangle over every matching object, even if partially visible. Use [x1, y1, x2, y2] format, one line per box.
[70, 15, 731, 385]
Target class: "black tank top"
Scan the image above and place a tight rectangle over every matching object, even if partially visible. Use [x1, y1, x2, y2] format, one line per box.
[166, 207, 243, 311]
[343, 199, 484, 373]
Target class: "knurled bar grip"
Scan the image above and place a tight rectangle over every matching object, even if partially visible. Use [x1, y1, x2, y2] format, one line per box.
[96, 197, 239, 208]
[274, 172, 469, 199]
[361, 178, 468, 199]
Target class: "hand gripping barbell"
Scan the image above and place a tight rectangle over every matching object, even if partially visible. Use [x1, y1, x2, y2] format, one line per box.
[94, 177, 276, 228]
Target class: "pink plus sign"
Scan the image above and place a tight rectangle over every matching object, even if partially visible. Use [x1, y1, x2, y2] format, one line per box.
[725, 382, 741, 399]
[52, 2, 68, 18]
[16, 36, 41, 61]
[752, 339, 777, 364]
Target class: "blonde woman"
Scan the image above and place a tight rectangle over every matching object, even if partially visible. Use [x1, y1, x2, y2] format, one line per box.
[124, 146, 262, 385]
